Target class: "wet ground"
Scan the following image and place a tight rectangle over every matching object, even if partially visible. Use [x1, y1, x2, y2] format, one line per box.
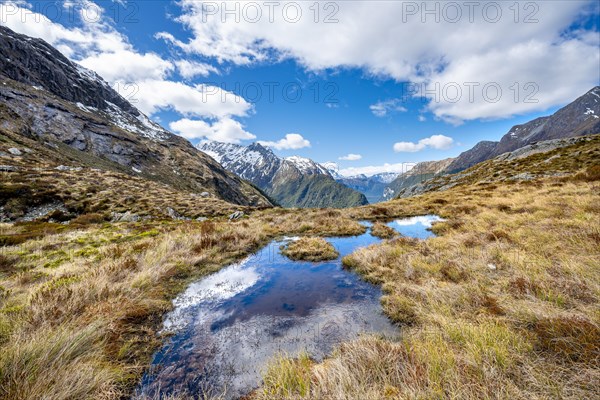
[134, 215, 442, 399]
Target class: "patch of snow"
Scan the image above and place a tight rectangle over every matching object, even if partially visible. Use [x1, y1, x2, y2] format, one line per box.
[286, 156, 329, 175]
[104, 101, 169, 141]
[76, 102, 92, 113]
[132, 167, 142, 173]
[372, 172, 400, 184]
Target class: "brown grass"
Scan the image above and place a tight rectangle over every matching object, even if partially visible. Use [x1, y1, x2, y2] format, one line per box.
[0, 207, 365, 399]
[262, 177, 600, 399]
[281, 237, 339, 262]
[369, 222, 397, 239]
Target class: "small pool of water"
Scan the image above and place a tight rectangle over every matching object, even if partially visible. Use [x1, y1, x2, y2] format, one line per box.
[134, 215, 442, 399]
[387, 215, 444, 240]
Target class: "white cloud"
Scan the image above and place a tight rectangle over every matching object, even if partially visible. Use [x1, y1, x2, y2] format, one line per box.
[175, 60, 219, 79]
[132, 80, 251, 119]
[258, 133, 311, 150]
[393, 135, 454, 153]
[339, 163, 415, 177]
[339, 154, 362, 161]
[370, 99, 407, 117]
[418, 115, 427, 122]
[169, 117, 256, 143]
[79, 52, 174, 82]
[422, 35, 600, 123]
[162, 1, 599, 122]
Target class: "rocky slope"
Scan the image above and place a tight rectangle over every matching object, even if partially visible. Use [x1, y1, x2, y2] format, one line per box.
[446, 86, 600, 173]
[382, 158, 455, 200]
[0, 26, 271, 210]
[393, 135, 599, 198]
[198, 141, 368, 208]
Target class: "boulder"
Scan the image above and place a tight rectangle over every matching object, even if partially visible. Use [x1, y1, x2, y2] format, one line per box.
[110, 211, 140, 222]
[0, 165, 17, 172]
[228, 211, 245, 220]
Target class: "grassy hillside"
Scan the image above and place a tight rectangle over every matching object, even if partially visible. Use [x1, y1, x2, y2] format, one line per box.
[0, 135, 598, 399]
[269, 174, 369, 208]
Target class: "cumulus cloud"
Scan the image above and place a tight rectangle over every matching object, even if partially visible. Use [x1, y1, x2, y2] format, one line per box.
[339, 163, 415, 177]
[133, 80, 251, 119]
[339, 154, 362, 161]
[161, 0, 599, 121]
[370, 99, 407, 117]
[393, 135, 455, 153]
[258, 133, 311, 150]
[175, 60, 219, 79]
[79, 52, 174, 82]
[169, 118, 256, 143]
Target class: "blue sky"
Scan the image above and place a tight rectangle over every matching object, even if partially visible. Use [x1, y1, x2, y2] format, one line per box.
[1, 1, 599, 175]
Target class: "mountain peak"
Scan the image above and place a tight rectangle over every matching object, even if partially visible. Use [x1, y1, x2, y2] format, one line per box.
[446, 86, 600, 173]
[0, 25, 137, 115]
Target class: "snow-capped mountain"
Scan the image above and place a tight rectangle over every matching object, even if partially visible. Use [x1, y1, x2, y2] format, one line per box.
[320, 163, 399, 203]
[370, 172, 401, 184]
[197, 141, 368, 208]
[286, 156, 331, 175]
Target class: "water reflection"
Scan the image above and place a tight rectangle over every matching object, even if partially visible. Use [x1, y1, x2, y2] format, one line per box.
[387, 215, 444, 239]
[135, 215, 442, 399]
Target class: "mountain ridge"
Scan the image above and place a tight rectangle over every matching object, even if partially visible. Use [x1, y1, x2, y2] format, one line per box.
[0, 25, 271, 208]
[445, 86, 600, 173]
[197, 141, 368, 208]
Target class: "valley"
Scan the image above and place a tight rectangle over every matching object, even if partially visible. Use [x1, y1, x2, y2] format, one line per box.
[0, 13, 599, 400]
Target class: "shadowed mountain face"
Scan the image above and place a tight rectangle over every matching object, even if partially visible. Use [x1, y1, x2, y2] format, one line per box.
[445, 87, 600, 173]
[0, 26, 271, 207]
[381, 158, 455, 201]
[197, 141, 369, 208]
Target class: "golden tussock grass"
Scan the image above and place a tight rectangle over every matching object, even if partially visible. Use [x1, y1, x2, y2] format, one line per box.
[0, 208, 364, 399]
[259, 177, 600, 399]
[281, 237, 339, 262]
[369, 222, 398, 239]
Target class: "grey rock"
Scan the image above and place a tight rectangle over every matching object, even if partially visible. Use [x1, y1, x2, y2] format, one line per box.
[510, 173, 536, 181]
[20, 202, 69, 222]
[110, 211, 140, 222]
[196, 217, 208, 222]
[54, 165, 82, 171]
[166, 207, 181, 220]
[165, 207, 190, 221]
[7, 147, 22, 156]
[229, 211, 245, 220]
[200, 192, 211, 197]
[0, 165, 18, 172]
